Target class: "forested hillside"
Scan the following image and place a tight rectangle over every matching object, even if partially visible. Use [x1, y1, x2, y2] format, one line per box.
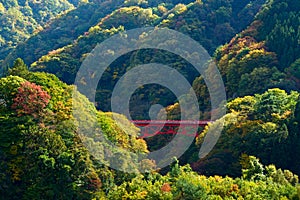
[161, 0, 300, 177]
[3, 0, 264, 66]
[1, 0, 300, 199]
[0, 60, 152, 199]
[5, 0, 265, 117]
[0, 0, 82, 62]
[1, 54, 300, 200]
[167, 0, 300, 116]
[193, 89, 300, 176]
[215, 0, 300, 97]
[1, 0, 127, 69]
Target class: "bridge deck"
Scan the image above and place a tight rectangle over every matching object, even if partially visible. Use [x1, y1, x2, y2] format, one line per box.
[132, 120, 211, 126]
[131, 120, 211, 138]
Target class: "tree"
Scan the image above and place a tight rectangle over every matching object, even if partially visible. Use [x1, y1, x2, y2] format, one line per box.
[254, 88, 299, 122]
[8, 58, 29, 77]
[194, 89, 300, 176]
[241, 156, 265, 181]
[238, 67, 292, 96]
[0, 75, 25, 111]
[11, 81, 51, 117]
[287, 58, 300, 80]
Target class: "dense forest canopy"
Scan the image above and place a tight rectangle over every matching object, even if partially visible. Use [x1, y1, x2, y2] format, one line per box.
[166, 0, 300, 117]
[1, 58, 300, 199]
[1, 0, 300, 199]
[0, 0, 83, 62]
[1, 0, 265, 117]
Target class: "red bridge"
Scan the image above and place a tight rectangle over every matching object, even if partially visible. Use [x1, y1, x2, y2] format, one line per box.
[131, 120, 211, 138]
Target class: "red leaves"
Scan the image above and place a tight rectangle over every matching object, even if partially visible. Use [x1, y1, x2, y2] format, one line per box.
[161, 183, 172, 192]
[11, 81, 51, 116]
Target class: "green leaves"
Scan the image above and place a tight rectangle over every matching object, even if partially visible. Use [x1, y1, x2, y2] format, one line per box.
[108, 160, 299, 199]
[254, 88, 299, 122]
[287, 58, 300, 80]
[8, 58, 29, 77]
[242, 155, 299, 186]
[0, 0, 75, 61]
[242, 156, 265, 181]
[195, 89, 300, 177]
[0, 75, 26, 111]
[238, 67, 288, 96]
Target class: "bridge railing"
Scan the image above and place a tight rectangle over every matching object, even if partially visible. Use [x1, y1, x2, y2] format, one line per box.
[131, 120, 211, 138]
[131, 120, 211, 126]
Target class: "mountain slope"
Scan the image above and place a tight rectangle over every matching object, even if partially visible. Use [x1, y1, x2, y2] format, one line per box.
[7, 0, 265, 117]
[214, 0, 300, 98]
[0, 0, 80, 61]
[1, 61, 299, 199]
[2, 0, 265, 68]
[0, 60, 150, 198]
[165, 0, 300, 176]
[2, 0, 196, 67]
[2, 0, 128, 69]
[170, 0, 300, 119]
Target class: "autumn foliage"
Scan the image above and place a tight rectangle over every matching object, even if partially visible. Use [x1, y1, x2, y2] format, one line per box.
[11, 81, 51, 116]
[161, 183, 172, 192]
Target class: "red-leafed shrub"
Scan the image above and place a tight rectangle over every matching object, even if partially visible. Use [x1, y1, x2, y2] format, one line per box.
[161, 183, 171, 192]
[11, 81, 51, 116]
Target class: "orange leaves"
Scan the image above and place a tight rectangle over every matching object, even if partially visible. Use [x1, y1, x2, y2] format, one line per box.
[161, 183, 172, 192]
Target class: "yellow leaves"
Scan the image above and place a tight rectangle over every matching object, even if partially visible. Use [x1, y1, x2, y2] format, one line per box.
[161, 102, 180, 120]
[140, 159, 156, 171]
[219, 36, 266, 62]
[10, 167, 22, 182]
[280, 197, 289, 200]
[53, 100, 72, 121]
[167, 13, 175, 19]
[38, 55, 52, 62]
[141, 8, 155, 18]
[123, 190, 148, 200]
[214, 175, 223, 182]
[243, 49, 268, 60]
[166, 102, 179, 112]
[227, 96, 256, 114]
[248, 41, 265, 50]
[0, 2, 5, 12]
[80, 0, 89, 4]
[112, 71, 118, 80]
[88, 25, 100, 34]
[218, 53, 229, 70]
[271, 110, 292, 121]
[174, 4, 188, 15]
[230, 184, 239, 193]
[136, 190, 148, 198]
[133, 139, 149, 153]
[8, 156, 24, 182]
[97, 112, 148, 154]
[10, 145, 18, 155]
[48, 47, 65, 56]
[238, 120, 260, 136]
[261, 122, 277, 133]
[240, 153, 250, 169]
[158, 5, 168, 14]
[195, 0, 203, 5]
[237, 37, 260, 49]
